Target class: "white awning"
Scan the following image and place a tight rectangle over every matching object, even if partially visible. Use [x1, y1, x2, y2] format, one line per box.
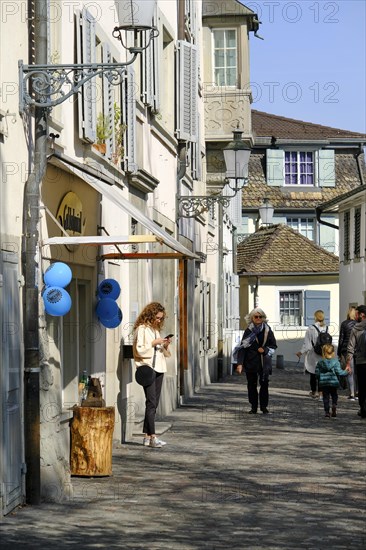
[44, 157, 197, 260]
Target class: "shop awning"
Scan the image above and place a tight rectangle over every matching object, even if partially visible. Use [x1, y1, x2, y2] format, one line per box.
[44, 155, 198, 260]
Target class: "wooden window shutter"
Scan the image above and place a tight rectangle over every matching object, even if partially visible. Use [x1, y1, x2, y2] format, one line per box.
[318, 149, 335, 187]
[177, 40, 198, 142]
[266, 149, 284, 186]
[304, 290, 330, 326]
[102, 43, 114, 159]
[122, 67, 137, 174]
[77, 9, 97, 143]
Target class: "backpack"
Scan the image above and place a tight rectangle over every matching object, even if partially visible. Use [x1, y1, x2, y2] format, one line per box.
[312, 325, 332, 355]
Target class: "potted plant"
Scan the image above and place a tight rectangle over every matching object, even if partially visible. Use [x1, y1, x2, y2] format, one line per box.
[94, 113, 113, 154]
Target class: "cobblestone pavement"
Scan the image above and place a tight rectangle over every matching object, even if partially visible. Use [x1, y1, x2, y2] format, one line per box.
[1, 366, 365, 549]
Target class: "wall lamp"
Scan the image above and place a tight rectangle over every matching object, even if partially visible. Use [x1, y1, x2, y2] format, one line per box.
[178, 128, 251, 218]
[18, 0, 159, 112]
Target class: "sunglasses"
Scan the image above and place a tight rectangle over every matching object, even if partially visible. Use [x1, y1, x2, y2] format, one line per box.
[253, 315, 263, 319]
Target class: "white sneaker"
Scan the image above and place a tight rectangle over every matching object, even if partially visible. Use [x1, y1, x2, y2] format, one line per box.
[155, 438, 167, 446]
[143, 437, 150, 446]
[149, 437, 162, 448]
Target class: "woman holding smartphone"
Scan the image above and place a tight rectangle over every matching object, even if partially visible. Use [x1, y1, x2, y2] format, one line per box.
[133, 302, 172, 448]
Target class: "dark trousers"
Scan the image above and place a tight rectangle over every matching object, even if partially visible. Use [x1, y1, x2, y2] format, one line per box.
[246, 371, 269, 412]
[307, 371, 318, 393]
[322, 386, 338, 413]
[356, 364, 366, 417]
[143, 372, 164, 435]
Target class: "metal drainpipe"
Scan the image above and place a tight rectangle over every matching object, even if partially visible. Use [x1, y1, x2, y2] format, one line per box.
[23, 0, 48, 505]
[217, 204, 224, 380]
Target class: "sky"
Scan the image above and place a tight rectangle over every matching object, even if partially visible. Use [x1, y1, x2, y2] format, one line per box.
[245, 0, 366, 133]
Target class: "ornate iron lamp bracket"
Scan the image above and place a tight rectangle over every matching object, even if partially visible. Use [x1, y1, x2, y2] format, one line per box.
[177, 195, 232, 219]
[18, 59, 137, 112]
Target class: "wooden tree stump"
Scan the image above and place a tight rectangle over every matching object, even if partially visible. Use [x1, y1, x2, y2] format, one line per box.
[70, 406, 115, 476]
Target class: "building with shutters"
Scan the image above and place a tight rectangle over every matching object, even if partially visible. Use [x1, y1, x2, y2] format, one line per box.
[0, 0, 260, 512]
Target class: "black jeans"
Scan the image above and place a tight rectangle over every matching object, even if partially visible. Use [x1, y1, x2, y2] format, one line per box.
[356, 364, 366, 417]
[143, 372, 164, 435]
[306, 371, 318, 393]
[246, 371, 269, 412]
[322, 386, 338, 413]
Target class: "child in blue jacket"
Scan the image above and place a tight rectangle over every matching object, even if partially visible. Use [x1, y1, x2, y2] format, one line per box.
[315, 344, 351, 418]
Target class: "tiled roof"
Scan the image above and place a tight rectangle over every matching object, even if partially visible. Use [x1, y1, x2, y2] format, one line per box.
[237, 224, 339, 274]
[244, 150, 365, 209]
[252, 110, 366, 140]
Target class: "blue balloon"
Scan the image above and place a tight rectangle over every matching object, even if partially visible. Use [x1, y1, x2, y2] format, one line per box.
[96, 298, 119, 321]
[44, 262, 72, 288]
[97, 279, 121, 300]
[43, 286, 72, 316]
[100, 308, 123, 329]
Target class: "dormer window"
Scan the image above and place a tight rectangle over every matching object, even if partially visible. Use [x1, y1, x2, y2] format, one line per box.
[213, 29, 237, 86]
[285, 152, 314, 185]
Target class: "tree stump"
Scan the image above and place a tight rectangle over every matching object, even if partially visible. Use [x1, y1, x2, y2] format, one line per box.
[70, 406, 115, 476]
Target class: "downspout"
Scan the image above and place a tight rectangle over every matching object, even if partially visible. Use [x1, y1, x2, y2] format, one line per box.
[22, 0, 48, 505]
[177, 0, 187, 399]
[355, 146, 365, 186]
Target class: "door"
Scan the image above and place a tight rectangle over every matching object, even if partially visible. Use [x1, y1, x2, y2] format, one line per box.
[0, 251, 24, 514]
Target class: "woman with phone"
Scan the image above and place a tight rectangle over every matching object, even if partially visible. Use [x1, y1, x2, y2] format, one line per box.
[133, 302, 172, 448]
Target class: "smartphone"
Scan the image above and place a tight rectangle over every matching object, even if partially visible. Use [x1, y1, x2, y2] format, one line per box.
[165, 334, 174, 339]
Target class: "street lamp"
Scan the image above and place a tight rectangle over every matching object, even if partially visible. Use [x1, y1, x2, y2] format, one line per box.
[19, 0, 158, 111]
[259, 197, 274, 225]
[178, 128, 252, 218]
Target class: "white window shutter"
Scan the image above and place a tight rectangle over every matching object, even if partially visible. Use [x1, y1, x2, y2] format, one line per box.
[152, 30, 161, 113]
[266, 149, 284, 186]
[123, 67, 137, 174]
[77, 9, 97, 143]
[318, 149, 335, 187]
[177, 41, 198, 142]
[102, 43, 114, 159]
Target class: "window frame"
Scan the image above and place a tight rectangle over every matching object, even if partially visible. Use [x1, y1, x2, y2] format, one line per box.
[286, 216, 315, 241]
[284, 151, 314, 186]
[212, 28, 238, 87]
[279, 290, 303, 326]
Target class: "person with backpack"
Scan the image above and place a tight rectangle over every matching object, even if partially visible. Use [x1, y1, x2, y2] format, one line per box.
[296, 309, 332, 398]
[236, 307, 277, 414]
[346, 305, 366, 419]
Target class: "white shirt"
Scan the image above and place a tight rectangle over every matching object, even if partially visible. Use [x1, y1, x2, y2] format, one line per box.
[134, 325, 170, 373]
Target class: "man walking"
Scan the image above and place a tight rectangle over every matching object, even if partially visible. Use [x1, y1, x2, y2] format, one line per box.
[346, 305, 366, 418]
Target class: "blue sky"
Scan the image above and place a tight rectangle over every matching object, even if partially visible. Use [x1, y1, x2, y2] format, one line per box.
[246, 0, 366, 133]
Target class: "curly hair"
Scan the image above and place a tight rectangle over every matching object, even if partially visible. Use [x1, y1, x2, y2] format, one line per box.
[133, 302, 166, 331]
[245, 307, 268, 324]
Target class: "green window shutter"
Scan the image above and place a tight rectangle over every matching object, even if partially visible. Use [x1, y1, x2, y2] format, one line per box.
[318, 149, 335, 187]
[266, 149, 284, 186]
[77, 9, 97, 143]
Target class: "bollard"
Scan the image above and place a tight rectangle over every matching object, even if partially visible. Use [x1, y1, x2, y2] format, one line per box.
[276, 354, 284, 369]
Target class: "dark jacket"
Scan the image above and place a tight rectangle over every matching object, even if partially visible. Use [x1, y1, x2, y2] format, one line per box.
[338, 319, 357, 357]
[315, 358, 348, 388]
[347, 319, 366, 366]
[237, 323, 277, 373]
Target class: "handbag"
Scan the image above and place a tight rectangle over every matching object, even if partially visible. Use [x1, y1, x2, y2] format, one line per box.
[135, 346, 157, 387]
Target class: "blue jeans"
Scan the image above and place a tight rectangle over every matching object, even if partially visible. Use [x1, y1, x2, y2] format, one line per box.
[322, 386, 338, 413]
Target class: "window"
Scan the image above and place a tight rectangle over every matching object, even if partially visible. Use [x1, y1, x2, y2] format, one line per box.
[344, 211, 350, 262]
[267, 149, 335, 188]
[354, 207, 361, 258]
[279, 290, 330, 327]
[285, 152, 314, 185]
[287, 217, 315, 241]
[280, 292, 302, 326]
[213, 30, 237, 86]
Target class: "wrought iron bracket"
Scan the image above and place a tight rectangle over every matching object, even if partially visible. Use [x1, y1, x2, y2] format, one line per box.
[177, 195, 232, 219]
[18, 58, 137, 112]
